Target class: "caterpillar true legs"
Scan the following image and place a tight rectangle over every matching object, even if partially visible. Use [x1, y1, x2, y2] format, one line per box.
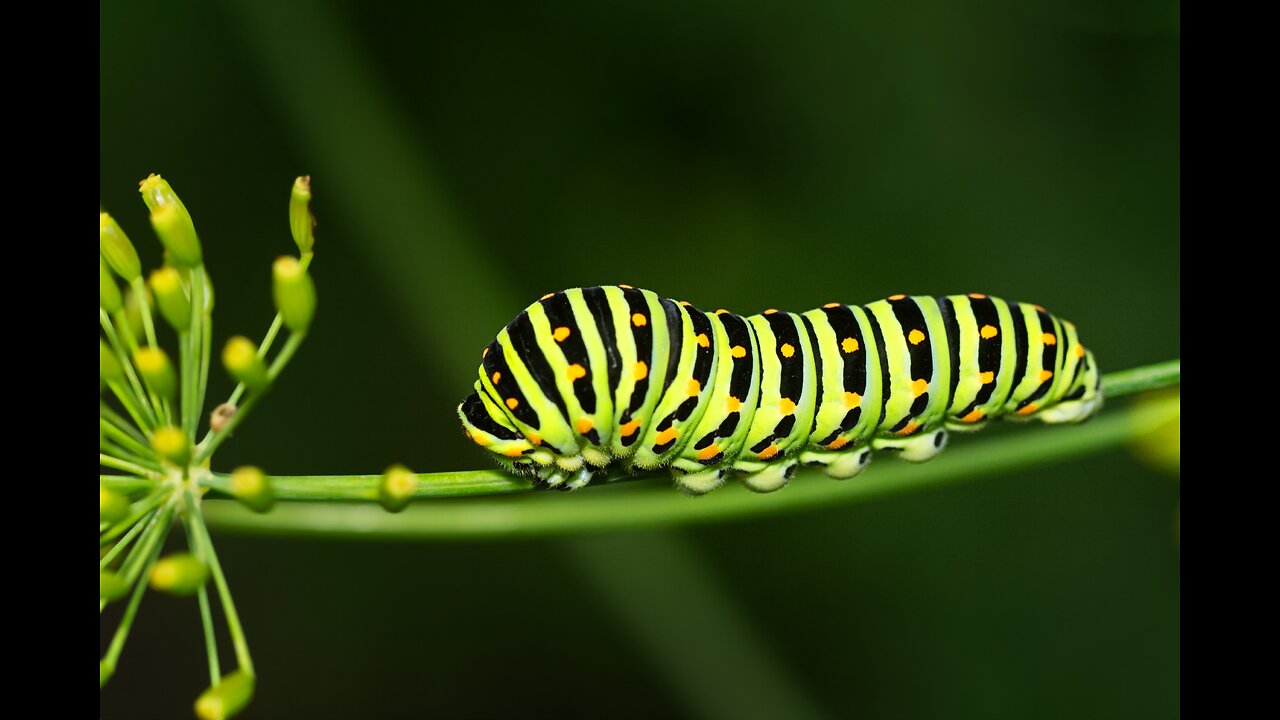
[458, 286, 1102, 495]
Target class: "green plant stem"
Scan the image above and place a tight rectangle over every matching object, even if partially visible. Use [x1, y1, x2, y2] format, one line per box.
[183, 267, 207, 435]
[129, 276, 160, 350]
[100, 475, 160, 494]
[182, 510, 222, 685]
[99, 420, 158, 464]
[101, 309, 158, 430]
[1101, 359, 1179, 398]
[100, 403, 149, 445]
[101, 490, 170, 547]
[101, 505, 173, 671]
[203, 362, 1179, 539]
[101, 511, 154, 571]
[100, 454, 161, 478]
[197, 298, 213, 432]
[194, 331, 306, 464]
[99, 438, 162, 473]
[185, 491, 254, 675]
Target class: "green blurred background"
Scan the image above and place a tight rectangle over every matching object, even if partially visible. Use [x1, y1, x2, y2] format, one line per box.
[100, 1, 1179, 718]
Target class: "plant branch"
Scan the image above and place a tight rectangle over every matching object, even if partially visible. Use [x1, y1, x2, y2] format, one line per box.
[202, 360, 1179, 539]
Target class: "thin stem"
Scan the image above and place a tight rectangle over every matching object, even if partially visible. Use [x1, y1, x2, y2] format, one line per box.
[203, 362, 1179, 539]
[184, 267, 207, 435]
[99, 454, 161, 478]
[100, 403, 149, 446]
[101, 504, 173, 671]
[101, 490, 170, 547]
[101, 309, 158, 429]
[100, 509, 154, 571]
[129, 276, 159, 350]
[100, 420, 156, 465]
[194, 332, 306, 464]
[186, 491, 254, 675]
[182, 510, 222, 684]
[100, 439, 162, 474]
[1101, 359, 1180, 398]
[100, 475, 160, 494]
[196, 280, 213, 432]
[103, 384, 153, 441]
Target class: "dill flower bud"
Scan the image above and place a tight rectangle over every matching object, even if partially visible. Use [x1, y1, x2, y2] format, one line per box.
[222, 336, 268, 392]
[100, 485, 130, 524]
[100, 212, 141, 281]
[195, 671, 256, 720]
[149, 552, 209, 595]
[139, 173, 187, 212]
[229, 466, 275, 513]
[101, 257, 122, 313]
[152, 426, 192, 466]
[151, 202, 203, 267]
[290, 175, 315, 254]
[149, 267, 192, 331]
[117, 287, 147, 343]
[133, 347, 177, 399]
[272, 256, 316, 333]
[378, 464, 418, 513]
[100, 571, 130, 602]
[101, 339, 124, 385]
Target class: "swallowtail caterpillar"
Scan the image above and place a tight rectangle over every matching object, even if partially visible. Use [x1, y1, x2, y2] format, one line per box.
[459, 287, 1101, 495]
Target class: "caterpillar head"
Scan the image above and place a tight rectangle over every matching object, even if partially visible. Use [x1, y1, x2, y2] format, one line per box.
[457, 391, 538, 473]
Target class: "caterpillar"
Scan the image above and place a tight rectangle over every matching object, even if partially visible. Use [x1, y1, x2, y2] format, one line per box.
[458, 287, 1102, 495]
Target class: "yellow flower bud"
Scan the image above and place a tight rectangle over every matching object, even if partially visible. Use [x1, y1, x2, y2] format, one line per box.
[229, 466, 275, 513]
[100, 485, 130, 524]
[101, 257, 122, 313]
[378, 464, 418, 513]
[149, 267, 192, 331]
[194, 671, 256, 720]
[149, 552, 209, 595]
[272, 256, 316, 332]
[222, 336, 268, 392]
[152, 426, 192, 466]
[133, 346, 177, 399]
[100, 212, 141, 281]
[151, 202, 202, 267]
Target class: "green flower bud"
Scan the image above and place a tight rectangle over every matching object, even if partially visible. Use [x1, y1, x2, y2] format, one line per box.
[100, 339, 123, 385]
[100, 212, 141, 281]
[100, 570, 130, 602]
[120, 286, 148, 343]
[152, 426, 191, 466]
[290, 175, 315, 254]
[149, 552, 209, 595]
[378, 464, 418, 513]
[272, 256, 316, 332]
[101, 257, 123, 313]
[222, 336, 268, 392]
[194, 671, 256, 720]
[151, 202, 203, 267]
[149, 267, 192, 331]
[133, 347, 177, 399]
[229, 466, 275, 513]
[139, 173, 187, 212]
[100, 485, 130, 524]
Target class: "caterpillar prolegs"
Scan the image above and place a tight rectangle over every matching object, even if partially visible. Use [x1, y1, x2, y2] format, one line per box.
[458, 287, 1102, 495]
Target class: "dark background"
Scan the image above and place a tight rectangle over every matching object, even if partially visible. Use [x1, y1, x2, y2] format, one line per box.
[101, 1, 1179, 718]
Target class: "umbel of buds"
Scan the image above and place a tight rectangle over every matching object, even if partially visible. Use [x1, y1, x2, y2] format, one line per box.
[100, 173, 319, 719]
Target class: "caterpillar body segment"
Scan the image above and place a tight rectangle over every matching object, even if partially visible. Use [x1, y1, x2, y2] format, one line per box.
[458, 287, 1102, 494]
